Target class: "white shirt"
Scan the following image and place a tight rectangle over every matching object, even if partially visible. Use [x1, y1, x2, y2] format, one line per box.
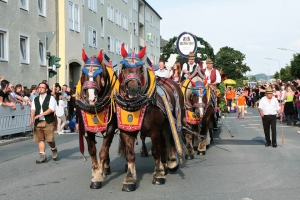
[155, 69, 168, 77]
[31, 94, 56, 120]
[204, 68, 221, 84]
[280, 90, 286, 101]
[182, 62, 198, 73]
[258, 96, 280, 115]
[55, 99, 66, 117]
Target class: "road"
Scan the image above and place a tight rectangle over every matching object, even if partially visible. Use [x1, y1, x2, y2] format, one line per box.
[1, 109, 300, 200]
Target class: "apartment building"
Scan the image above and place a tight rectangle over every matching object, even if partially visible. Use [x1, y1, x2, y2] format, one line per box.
[0, 0, 161, 88]
[0, 0, 57, 87]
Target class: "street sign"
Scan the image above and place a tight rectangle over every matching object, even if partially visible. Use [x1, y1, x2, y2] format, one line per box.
[37, 31, 55, 50]
[176, 32, 197, 57]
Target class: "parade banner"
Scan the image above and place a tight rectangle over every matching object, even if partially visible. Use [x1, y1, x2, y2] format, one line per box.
[176, 32, 197, 57]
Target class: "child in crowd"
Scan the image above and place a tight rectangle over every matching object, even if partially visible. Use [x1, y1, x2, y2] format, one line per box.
[55, 92, 67, 135]
[237, 92, 246, 119]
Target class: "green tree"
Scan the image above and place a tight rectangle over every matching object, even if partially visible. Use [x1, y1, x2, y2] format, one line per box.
[215, 47, 251, 80]
[280, 65, 295, 82]
[290, 54, 300, 78]
[160, 35, 215, 63]
[273, 72, 280, 79]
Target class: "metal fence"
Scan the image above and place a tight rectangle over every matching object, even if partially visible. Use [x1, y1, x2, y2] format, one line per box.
[0, 104, 31, 136]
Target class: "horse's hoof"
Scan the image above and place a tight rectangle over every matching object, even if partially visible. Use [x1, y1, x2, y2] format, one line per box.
[152, 178, 166, 185]
[197, 151, 200, 155]
[168, 164, 179, 173]
[185, 154, 194, 160]
[141, 152, 148, 157]
[199, 151, 206, 155]
[105, 167, 111, 175]
[164, 168, 169, 175]
[206, 144, 210, 149]
[90, 181, 102, 189]
[122, 183, 136, 192]
[124, 164, 128, 172]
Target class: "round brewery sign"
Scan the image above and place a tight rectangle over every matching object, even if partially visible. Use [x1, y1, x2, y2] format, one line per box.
[176, 32, 197, 57]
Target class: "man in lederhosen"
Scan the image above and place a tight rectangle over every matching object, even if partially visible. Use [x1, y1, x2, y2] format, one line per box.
[29, 83, 58, 164]
[181, 52, 199, 82]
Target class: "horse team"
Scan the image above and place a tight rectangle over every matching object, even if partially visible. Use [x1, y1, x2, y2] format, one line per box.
[76, 45, 216, 191]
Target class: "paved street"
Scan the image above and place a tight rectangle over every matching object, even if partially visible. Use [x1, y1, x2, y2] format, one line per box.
[1, 109, 300, 200]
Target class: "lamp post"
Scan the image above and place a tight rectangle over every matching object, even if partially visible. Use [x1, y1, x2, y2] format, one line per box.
[278, 48, 298, 54]
[258, 62, 270, 83]
[265, 58, 281, 80]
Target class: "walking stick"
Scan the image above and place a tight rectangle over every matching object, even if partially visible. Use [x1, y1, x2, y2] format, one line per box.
[281, 117, 285, 145]
[219, 110, 234, 137]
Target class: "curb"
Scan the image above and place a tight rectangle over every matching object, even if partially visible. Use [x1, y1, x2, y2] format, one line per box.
[0, 137, 32, 147]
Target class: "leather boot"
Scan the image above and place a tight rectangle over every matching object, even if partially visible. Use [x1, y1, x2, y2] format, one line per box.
[51, 148, 58, 161]
[36, 153, 47, 164]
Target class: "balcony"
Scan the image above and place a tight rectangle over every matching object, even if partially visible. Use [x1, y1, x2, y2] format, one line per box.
[139, 13, 144, 25]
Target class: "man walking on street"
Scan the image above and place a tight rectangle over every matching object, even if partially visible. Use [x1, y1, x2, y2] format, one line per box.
[29, 83, 58, 163]
[258, 86, 282, 148]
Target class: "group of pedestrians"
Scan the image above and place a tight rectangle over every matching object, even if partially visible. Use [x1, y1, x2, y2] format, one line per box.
[0, 76, 78, 164]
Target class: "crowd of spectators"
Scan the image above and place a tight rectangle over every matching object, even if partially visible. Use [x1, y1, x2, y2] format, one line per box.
[225, 79, 300, 128]
[0, 76, 78, 138]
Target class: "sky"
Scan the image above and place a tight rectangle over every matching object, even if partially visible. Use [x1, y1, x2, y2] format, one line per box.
[148, 0, 300, 77]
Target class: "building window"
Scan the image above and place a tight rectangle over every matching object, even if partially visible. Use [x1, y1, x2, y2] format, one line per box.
[39, 40, 46, 66]
[107, 4, 114, 22]
[88, 0, 97, 12]
[88, 27, 97, 48]
[133, 0, 138, 12]
[115, 9, 121, 27]
[100, 0, 104, 5]
[129, 7, 132, 23]
[0, 0, 8, 3]
[69, 2, 74, 30]
[107, 36, 114, 53]
[38, 0, 46, 16]
[115, 39, 121, 55]
[133, 22, 138, 35]
[19, 0, 28, 11]
[0, 29, 8, 61]
[130, 32, 132, 49]
[123, 0, 127, 3]
[123, 15, 128, 30]
[145, 9, 149, 22]
[20, 35, 29, 64]
[74, 4, 79, 31]
[100, 16, 104, 37]
[69, 1, 80, 32]
[82, 24, 85, 44]
[82, 0, 85, 6]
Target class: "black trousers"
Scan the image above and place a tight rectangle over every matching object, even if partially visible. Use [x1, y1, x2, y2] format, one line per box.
[262, 115, 277, 144]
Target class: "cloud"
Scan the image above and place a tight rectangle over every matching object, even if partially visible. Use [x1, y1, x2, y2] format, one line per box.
[246, 45, 263, 50]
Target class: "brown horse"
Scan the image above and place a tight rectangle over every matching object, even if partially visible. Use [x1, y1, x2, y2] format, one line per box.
[76, 49, 119, 189]
[182, 75, 215, 158]
[114, 44, 186, 191]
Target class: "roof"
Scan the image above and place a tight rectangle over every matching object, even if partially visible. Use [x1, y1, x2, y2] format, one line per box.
[144, 0, 162, 20]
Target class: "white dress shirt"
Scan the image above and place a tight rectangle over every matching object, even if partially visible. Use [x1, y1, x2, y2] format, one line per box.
[155, 69, 168, 77]
[204, 68, 221, 84]
[31, 94, 56, 120]
[258, 96, 280, 115]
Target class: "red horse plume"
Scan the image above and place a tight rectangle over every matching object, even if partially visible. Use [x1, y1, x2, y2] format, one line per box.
[138, 46, 146, 59]
[82, 49, 88, 62]
[121, 44, 128, 58]
[98, 49, 103, 64]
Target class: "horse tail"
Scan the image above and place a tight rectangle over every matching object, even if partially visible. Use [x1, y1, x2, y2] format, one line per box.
[118, 137, 126, 157]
